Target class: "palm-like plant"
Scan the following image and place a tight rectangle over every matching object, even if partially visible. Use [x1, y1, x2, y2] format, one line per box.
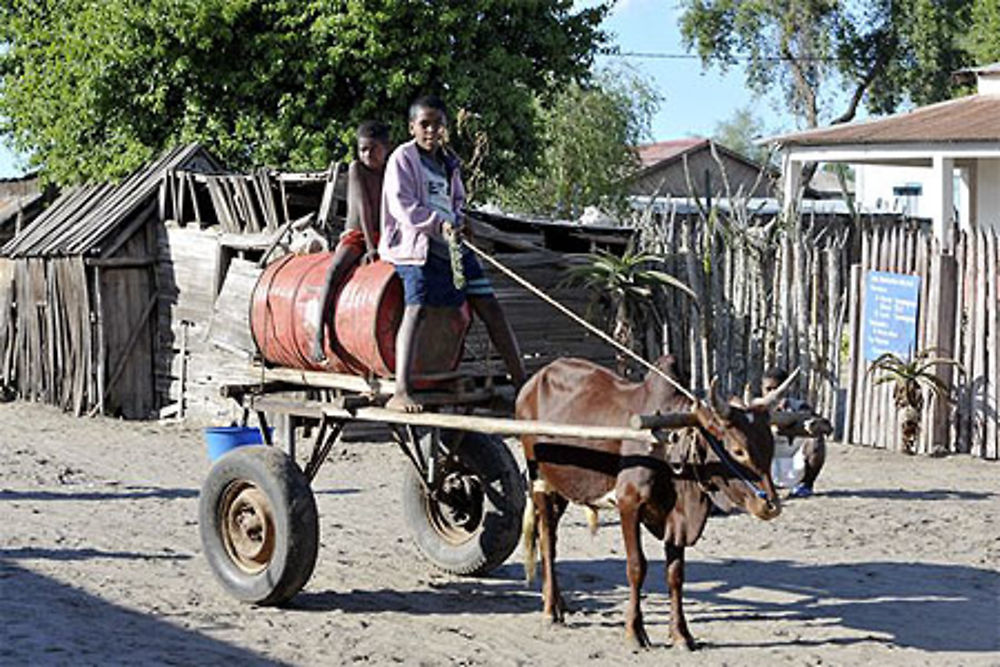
[867, 348, 962, 454]
[563, 249, 695, 372]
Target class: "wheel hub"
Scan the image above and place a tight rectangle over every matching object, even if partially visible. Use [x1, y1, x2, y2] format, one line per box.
[434, 471, 484, 533]
[221, 483, 276, 573]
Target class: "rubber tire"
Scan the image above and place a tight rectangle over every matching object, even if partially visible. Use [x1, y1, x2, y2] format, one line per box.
[199, 445, 319, 605]
[402, 430, 525, 576]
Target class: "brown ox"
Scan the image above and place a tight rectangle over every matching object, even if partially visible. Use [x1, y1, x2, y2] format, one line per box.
[516, 356, 791, 650]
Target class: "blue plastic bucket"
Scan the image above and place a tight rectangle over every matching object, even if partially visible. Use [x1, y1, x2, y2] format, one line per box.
[203, 426, 268, 462]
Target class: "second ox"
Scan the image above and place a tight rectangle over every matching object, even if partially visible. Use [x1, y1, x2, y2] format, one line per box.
[516, 355, 794, 650]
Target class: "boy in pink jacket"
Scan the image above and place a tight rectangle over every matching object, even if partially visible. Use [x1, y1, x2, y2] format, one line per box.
[380, 95, 525, 412]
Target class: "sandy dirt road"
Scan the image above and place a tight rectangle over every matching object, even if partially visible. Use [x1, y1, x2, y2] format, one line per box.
[1, 400, 998, 666]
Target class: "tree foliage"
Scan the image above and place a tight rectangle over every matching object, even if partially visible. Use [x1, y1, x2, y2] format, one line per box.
[493, 68, 659, 217]
[679, 0, 975, 130]
[0, 0, 610, 184]
[712, 106, 771, 165]
[968, 0, 1000, 64]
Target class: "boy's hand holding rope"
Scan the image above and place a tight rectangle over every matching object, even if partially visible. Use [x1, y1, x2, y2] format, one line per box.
[442, 220, 466, 290]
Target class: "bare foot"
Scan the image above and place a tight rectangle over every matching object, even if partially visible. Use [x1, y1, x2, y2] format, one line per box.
[385, 392, 423, 413]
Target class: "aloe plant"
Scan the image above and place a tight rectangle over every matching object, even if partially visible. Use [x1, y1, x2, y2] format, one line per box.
[562, 249, 695, 372]
[867, 349, 962, 454]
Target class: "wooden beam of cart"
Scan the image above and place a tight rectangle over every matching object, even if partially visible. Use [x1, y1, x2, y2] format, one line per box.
[630, 410, 833, 436]
[255, 365, 464, 396]
[246, 395, 670, 444]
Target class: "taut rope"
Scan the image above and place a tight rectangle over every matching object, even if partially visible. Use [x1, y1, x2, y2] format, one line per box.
[462, 240, 698, 403]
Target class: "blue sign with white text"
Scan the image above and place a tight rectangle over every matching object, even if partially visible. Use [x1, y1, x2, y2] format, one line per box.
[862, 270, 921, 362]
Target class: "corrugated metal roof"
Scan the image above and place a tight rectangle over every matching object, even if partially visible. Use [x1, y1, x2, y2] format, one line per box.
[767, 94, 1000, 147]
[636, 138, 707, 168]
[2, 143, 223, 258]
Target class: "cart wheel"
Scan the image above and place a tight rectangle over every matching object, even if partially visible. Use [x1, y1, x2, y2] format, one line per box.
[402, 430, 525, 576]
[199, 446, 318, 605]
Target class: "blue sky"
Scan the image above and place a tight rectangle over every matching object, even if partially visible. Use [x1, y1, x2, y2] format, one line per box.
[0, 1, 793, 178]
[594, 0, 792, 143]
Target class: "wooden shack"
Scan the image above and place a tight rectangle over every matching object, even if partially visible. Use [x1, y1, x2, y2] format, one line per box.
[0, 144, 224, 418]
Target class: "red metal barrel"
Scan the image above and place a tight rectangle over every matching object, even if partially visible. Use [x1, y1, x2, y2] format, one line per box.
[250, 253, 470, 378]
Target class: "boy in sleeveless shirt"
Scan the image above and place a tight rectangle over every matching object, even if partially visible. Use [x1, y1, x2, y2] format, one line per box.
[313, 121, 390, 362]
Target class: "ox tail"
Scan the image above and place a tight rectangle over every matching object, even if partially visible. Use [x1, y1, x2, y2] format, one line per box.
[584, 506, 599, 535]
[522, 491, 538, 585]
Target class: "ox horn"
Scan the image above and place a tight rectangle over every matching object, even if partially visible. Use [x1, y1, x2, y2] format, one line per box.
[752, 367, 801, 410]
[709, 376, 732, 421]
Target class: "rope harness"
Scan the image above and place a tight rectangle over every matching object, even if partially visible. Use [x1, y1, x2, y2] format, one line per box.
[697, 426, 770, 500]
[671, 424, 770, 502]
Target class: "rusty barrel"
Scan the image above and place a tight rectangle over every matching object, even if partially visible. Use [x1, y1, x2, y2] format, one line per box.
[250, 253, 470, 378]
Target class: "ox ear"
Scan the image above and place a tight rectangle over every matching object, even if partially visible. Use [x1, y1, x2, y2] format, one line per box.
[751, 367, 801, 410]
[709, 376, 733, 422]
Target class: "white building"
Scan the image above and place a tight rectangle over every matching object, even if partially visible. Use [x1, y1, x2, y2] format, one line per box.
[767, 62, 1000, 248]
[853, 163, 971, 223]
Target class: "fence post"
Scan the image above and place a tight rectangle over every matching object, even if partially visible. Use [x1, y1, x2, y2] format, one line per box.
[927, 252, 958, 451]
[844, 264, 862, 442]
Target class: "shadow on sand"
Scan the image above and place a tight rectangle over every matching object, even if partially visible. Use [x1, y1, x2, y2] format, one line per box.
[818, 488, 995, 502]
[0, 485, 360, 502]
[0, 486, 199, 502]
[0, 546, 192, 562]
[0, 560, 284, 665]
[296, 556, 999, 653]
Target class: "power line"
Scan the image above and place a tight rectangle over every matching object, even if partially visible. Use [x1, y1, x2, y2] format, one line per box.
[598, 50, 853, 63]
[599, 51, 701, 60]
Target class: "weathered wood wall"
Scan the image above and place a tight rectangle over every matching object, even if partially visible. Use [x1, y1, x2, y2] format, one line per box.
[0, 259, 16, 389]
[92, 220, 158, 418]
[629, 147, 774, 199]
[0, 257, 95, 414]
[461, 251, 617, 379]
[0, 238, 160, 418]
[156, 224, 260, 422]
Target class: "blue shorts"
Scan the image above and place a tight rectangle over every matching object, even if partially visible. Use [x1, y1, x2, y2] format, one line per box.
[395, 248, 493, 307]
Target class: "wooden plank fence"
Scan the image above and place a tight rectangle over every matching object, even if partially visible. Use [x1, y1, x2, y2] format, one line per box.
[951, 228, 1000, 458]
[843, 223, 999, 459]
[626, 204, 997, 460]
[633, 209, 852, 430]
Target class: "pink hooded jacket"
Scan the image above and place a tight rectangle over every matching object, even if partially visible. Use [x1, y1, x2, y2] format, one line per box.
[378, 139, 466, 266]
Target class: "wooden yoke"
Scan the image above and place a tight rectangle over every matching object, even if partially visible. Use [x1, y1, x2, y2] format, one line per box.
[630, 409, 832, 437]
[628, 411, 700, 431]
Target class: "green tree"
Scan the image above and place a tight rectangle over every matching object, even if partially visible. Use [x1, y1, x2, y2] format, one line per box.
[968, 0, 1000, 64]
[494, 68, 659, 217]
[679, 0, 974, 130]
[0, 0, 610, 184]
[711, 107, 771, 165]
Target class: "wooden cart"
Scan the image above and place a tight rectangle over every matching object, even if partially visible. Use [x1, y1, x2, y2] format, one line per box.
[198, 366, 670, 606]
